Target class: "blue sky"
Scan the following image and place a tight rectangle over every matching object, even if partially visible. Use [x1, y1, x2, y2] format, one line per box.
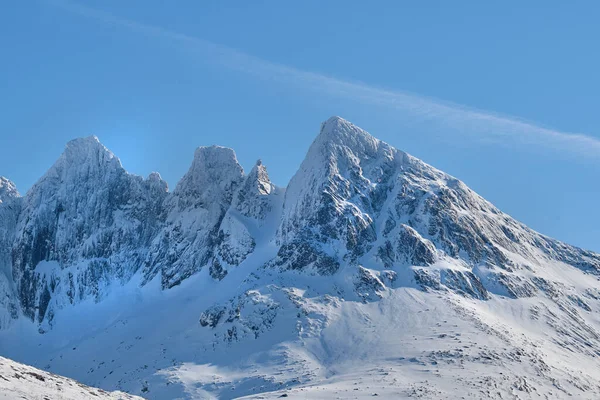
[1, 1, 599, 252]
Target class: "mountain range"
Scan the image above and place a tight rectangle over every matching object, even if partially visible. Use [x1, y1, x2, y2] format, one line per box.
[1, 117, 599, 399]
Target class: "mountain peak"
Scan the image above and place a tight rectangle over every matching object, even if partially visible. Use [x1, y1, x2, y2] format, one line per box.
[147, 171, 169, 192]
[0, 177, 19, 201]
[319, 115, 353, 136]
[315, 116, 383, 156]
[65, 135, 101, 147]
[192, 145, 239, 165]
[64, 135, 112, 156]
[247, 159, 274, 196]
[147, 171, 162, 181]
[174, 145, 244, 199]
[24, 136, 125, 201]
[58, 135, 121, 170]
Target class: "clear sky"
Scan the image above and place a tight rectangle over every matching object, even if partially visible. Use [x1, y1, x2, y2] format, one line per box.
[1, 1, 599, 252]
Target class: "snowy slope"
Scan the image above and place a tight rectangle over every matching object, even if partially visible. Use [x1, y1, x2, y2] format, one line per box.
[1, 117, 600, 399]
[0, 355, 143, 400]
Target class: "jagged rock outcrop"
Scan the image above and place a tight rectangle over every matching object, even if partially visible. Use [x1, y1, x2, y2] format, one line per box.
[213, 159, 279, 278]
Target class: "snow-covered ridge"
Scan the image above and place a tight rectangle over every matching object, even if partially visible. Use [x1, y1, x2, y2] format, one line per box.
[0, 355, 144, 399]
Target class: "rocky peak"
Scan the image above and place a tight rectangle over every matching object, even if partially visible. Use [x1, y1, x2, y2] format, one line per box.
[315, 116, 400, 164]
[63, 135, 114, 158]
[287, 116, 406, 207]
[246, 160, 274, 196]
[0, 177, 19, 203]
[318, 116, 372, 143]
[27, 136, 125, 203]
[174, 146, 244, 209]
[59, 136, 121, 174]
[146, 172, 168, 193]
[228, 159, 278, 221]
[147, 171, 163, 183]
[273, 117, 405, 274]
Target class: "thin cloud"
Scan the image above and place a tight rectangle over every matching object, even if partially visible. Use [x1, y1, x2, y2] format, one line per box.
[48, 0, 600, 158]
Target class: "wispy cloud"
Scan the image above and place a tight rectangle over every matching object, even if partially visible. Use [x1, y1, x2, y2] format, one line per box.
[48, 0, 600, 158]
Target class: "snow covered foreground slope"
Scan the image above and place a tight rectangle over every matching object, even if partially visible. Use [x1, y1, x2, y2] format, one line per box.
[0, 356, 143, 400]
[1, 117, 600, 399]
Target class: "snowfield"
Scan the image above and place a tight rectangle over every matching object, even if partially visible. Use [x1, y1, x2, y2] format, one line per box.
[1, 117, 600, 399]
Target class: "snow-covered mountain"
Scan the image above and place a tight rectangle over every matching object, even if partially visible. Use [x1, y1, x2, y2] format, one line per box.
[1, 117, 600, 399]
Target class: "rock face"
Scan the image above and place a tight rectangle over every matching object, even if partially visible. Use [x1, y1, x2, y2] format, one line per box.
[0, 118, 599, 330]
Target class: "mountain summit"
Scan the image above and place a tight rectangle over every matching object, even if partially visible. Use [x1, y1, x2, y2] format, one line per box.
[1, 117, 600, 399]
